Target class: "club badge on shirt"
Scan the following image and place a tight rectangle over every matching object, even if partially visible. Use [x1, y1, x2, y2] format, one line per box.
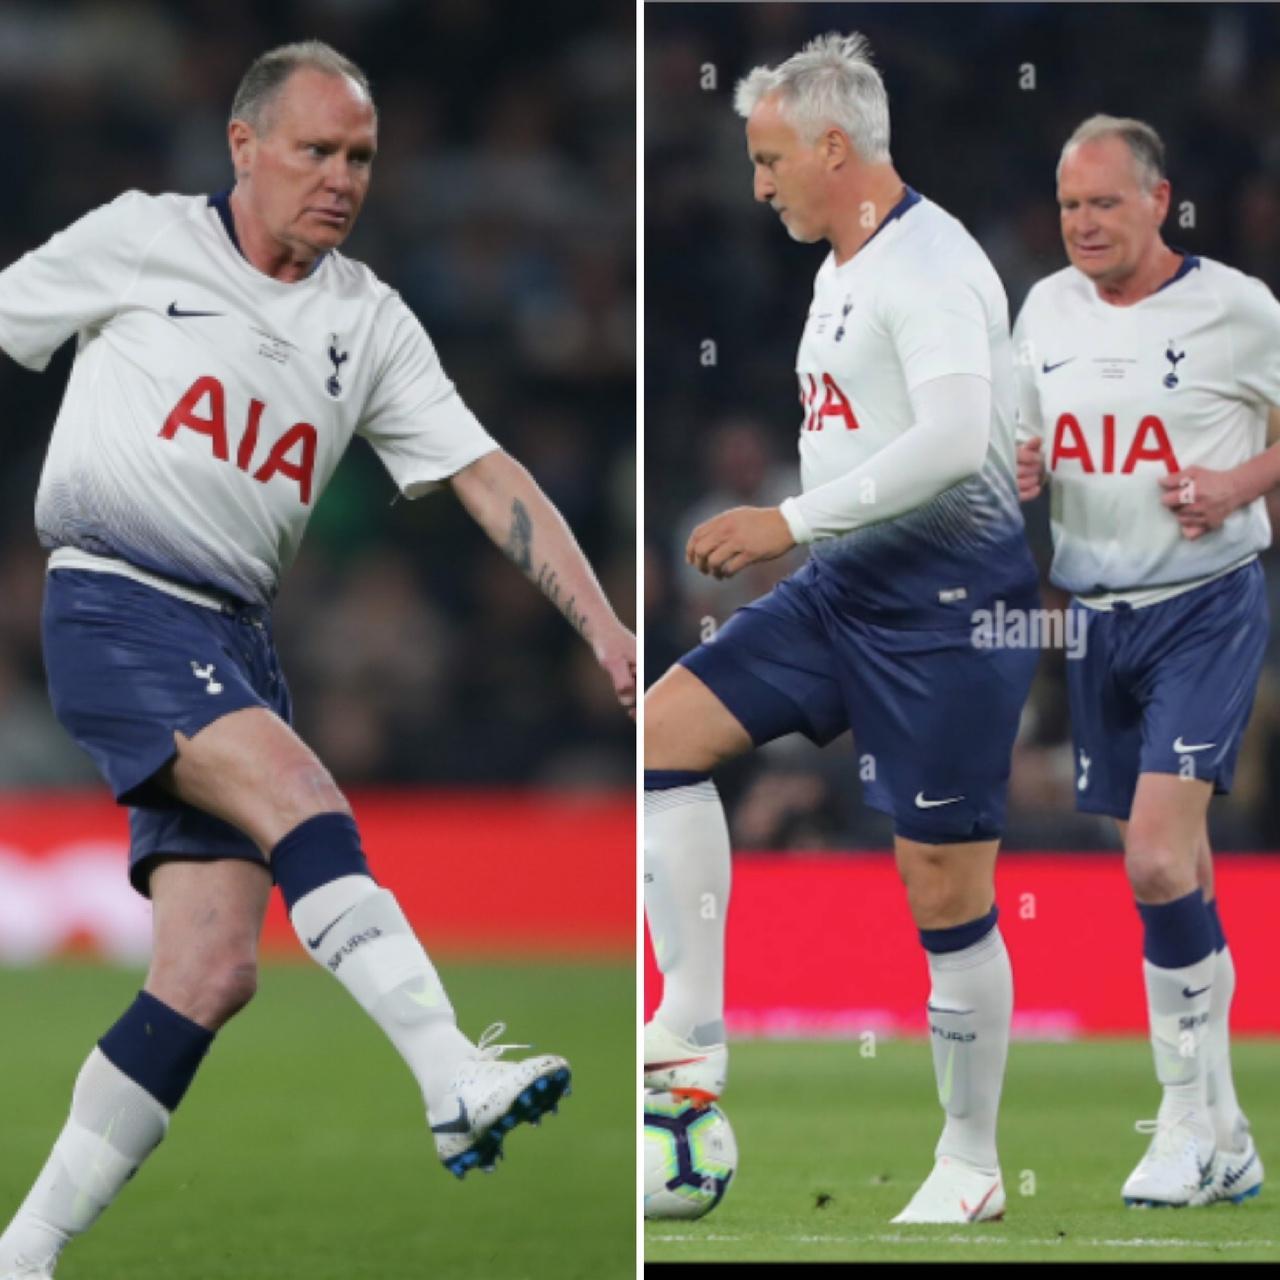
[327, 334, 349, 398]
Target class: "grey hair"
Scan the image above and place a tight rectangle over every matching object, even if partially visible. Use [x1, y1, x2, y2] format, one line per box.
[1057, 114, 1166, 192]
[733, 32, 890, 163]
[230, 40, 373, 132]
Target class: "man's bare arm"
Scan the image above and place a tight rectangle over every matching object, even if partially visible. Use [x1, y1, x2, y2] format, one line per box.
[450, 448, 636, 716]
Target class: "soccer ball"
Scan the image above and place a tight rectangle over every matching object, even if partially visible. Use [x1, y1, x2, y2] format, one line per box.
[643, 1090, 737, 1220]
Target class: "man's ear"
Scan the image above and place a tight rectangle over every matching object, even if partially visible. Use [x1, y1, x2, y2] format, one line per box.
[228, 119, 256, 182]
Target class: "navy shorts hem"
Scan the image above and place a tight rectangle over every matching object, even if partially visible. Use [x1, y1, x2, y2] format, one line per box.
[130, 847, 270, 898]
[115, 692, 268, 807]
[679, 643, 835, 747]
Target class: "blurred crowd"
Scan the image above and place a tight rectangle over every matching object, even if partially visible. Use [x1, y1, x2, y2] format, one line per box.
[0, 0, 635, 790]
[646, 2, 1280, 851]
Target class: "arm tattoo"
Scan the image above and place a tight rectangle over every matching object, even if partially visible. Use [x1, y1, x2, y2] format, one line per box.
[536, 562, 591, 642]
[504, 499, 533, 574]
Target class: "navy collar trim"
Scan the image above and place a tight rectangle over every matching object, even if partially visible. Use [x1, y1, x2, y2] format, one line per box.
[208, 189, 243, 258]
[1156, 249, 1201, 293]
[862, 185, 922, 250]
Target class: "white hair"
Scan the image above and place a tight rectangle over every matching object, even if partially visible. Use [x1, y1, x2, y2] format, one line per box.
[1057, 114, 1166, 193]
[733, 32, 891, 163]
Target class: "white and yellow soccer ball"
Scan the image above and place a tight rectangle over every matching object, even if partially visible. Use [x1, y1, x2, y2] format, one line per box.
[643, 1090, 737, 1220]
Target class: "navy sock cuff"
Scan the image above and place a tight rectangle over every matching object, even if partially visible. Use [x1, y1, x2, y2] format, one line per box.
[1205, 897, 1227, 953]
[645, 769, 711, 791]
[98, 991, 214, 1112]
[919, 904, 999, 955]
[271, 812, 371, 912]
[1136, 888, 1214, 968]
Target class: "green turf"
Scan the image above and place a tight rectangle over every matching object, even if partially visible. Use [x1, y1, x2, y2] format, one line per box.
[0, 960, 634, 1280]
[646, 1037, 1280, 1262]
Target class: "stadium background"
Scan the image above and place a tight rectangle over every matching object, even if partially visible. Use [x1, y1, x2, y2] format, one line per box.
[644, 4, 1280, 1262]
[0, 3, 633, 1278]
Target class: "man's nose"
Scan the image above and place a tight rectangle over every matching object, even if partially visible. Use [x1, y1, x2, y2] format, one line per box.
[753, 169, 774, 203]
[324, 158, 357, 193]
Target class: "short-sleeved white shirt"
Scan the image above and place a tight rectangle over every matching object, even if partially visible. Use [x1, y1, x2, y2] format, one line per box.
[0, 191, 498, 605]
[1013, 255, 1280, 595]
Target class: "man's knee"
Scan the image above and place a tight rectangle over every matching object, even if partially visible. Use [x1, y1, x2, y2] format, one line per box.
[1125, 836, 1196, 902]
[148, 954, 259, 1031]
[273, 761, 351, 834]
[896, 841, 995, 930]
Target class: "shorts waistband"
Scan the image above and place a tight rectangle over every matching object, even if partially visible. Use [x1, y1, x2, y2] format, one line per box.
[47, 547, 264, 619]
[1075, 553, 1257, 612]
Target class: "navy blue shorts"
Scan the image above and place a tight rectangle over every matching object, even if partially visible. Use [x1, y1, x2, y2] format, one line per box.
[680, 562, 1038, 843]
[1067, 560, 1268, 819]
[43, 568, 292, 895]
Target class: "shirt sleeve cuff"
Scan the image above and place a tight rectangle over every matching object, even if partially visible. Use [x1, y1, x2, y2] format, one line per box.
[779, 497, 815, 545]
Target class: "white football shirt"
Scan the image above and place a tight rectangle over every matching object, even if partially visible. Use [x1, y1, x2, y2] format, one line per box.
[1013, 254, 1280, 595]
[0, 190, 498, 606]
[790, 189, 1032, 623]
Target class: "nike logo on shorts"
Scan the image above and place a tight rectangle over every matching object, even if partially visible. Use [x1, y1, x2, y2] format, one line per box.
[914, 792, 965, 809]
[1182, 984, 1212, 999]
[1173, 737, 1215, 753]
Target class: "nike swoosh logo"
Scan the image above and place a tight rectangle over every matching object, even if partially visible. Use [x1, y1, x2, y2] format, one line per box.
[405, 981, 444, 1008]
[960, 1182, 1000, 1221]
[1173, 738, 1215, 753]
[306, 906, 355, 951]
[927, 1005, 975, 1015]
[1042, 357, 1076, 374]
[645, 1056, 708, 1071]
[1224, 1151, 1256, 1187]
[1182, 984, 1212, 999]
[168, 302, 225, 318]
[915, 792, 965, 809]
[429, 1098, 470, 1135]
[939, 1043, 956, 1108]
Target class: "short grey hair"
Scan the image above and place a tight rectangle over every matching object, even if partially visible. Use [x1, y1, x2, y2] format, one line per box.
[230, 40, 373, 132]
[733, 32, 891, 164]
[1057, 114, 1166, 192]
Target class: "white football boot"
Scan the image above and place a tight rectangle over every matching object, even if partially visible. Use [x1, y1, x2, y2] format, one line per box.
[0, 1247, 60, 1280]
[1189, 1119, 1263, 1206]
[429, 1023, 571, 1179]
[642, 1019, 727, 1106]
[1122, 1108, 1216, 1207]
[892, 1155, 1005, 1224]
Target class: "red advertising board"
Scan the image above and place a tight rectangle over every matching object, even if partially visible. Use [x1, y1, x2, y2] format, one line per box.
[644, 853, 1280, 1036]
[0, 790, 634, 961]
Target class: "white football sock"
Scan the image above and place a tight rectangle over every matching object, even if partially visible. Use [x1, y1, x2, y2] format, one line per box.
[644, 781, 731, 1047]
[925, 926, 1013, 1171]
[290, 876, 474, 1114]
[0, 1049, 168, 1272]
[1205, 943, 1245, 1147]
[1143, 952, 1214, 1117]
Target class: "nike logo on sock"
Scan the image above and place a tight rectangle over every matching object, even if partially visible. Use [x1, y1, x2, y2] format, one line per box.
[645, 1056, 708, 1071]
[306, 907, 355, 951]
[1182, 984, 1212, 999]
[429, 1099, 470, 1135]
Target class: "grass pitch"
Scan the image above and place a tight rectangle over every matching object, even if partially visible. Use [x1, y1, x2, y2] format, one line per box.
[0, 960, 633, 1280]
[646, 1037, 1280, 1263]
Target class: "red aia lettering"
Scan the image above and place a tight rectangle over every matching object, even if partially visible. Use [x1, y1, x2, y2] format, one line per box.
[159, 375, 317, 505]
[1050, 412, 1179, 475]
[160, 375, 229, 460]
[798, 371, 860, 431]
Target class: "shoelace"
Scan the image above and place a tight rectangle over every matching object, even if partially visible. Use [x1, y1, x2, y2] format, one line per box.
[475, 1021, 532, 1061]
